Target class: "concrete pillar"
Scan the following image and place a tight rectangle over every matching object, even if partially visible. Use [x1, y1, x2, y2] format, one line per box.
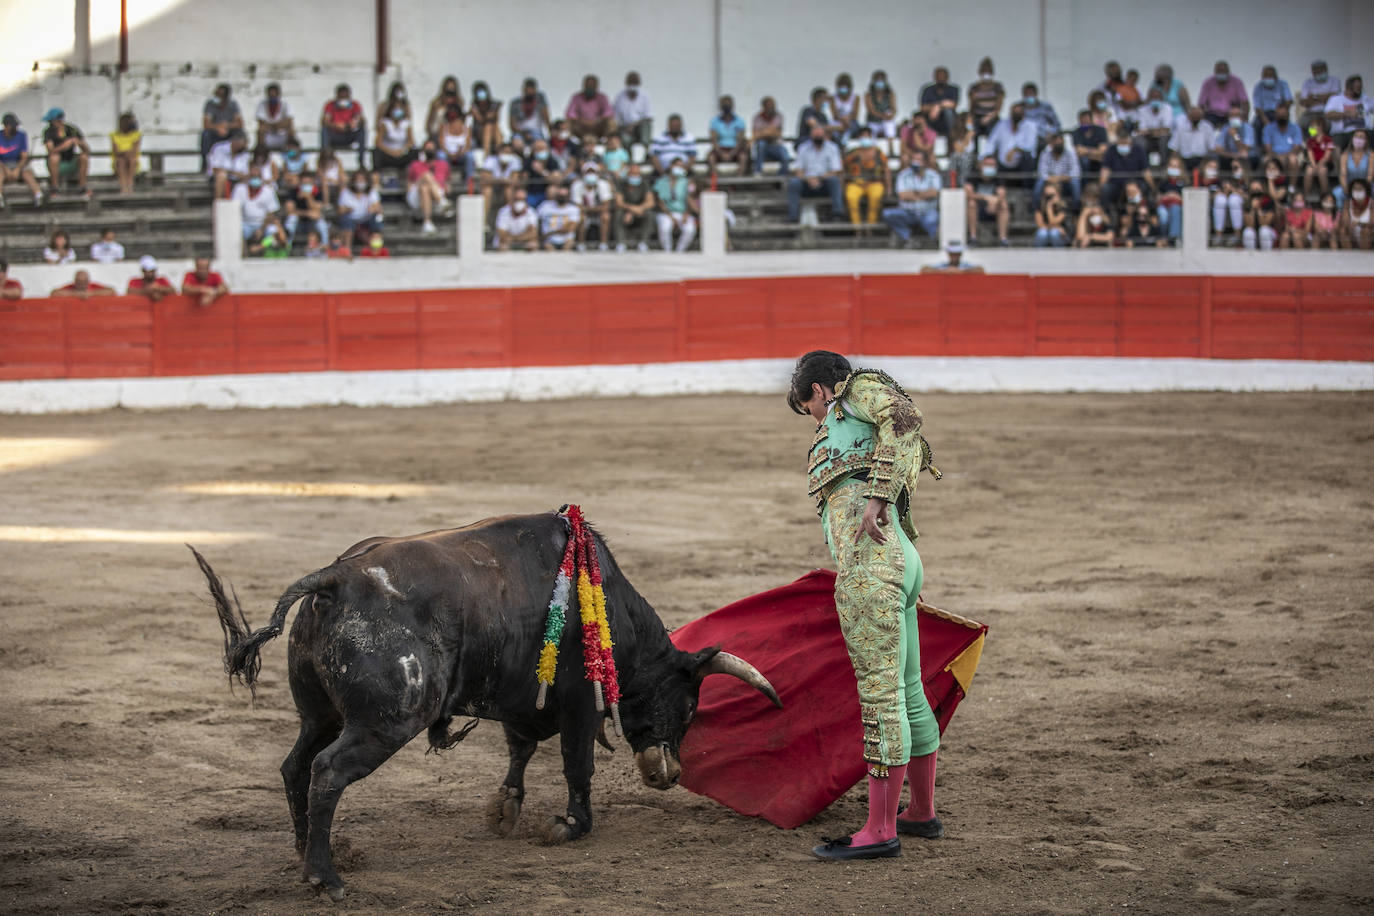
[212, 199, 242, 264]
[699, 191, 727, 258]
[938, 188, 967, 250]
[1182, 187, 1210, 255]
[458, 194, 484, 258]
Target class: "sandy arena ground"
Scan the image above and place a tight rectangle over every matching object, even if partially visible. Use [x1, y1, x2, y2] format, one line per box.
[1, 392, 1371, 915]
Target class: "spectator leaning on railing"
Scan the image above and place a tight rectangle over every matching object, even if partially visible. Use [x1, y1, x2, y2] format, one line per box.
[127, 256, 174, 301]
[182, 258, 229, 308]
[51, 269, 113, 298]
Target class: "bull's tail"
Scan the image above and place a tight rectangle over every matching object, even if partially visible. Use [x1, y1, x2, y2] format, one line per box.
[188, 545, 333, 698]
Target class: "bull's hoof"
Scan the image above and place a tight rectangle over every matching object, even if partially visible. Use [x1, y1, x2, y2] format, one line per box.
[306, 874, 346, 902]
[484, 785, 522, 837]
[539, 814, 581, 845]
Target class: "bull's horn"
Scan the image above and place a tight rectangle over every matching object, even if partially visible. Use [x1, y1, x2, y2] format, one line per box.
[596, 718, 616, 752]
[697, 652, 783, 708]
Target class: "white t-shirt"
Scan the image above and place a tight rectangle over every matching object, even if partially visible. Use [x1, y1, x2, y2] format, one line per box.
[232, 183, 280, 226]
[43, 247, 76, 265]
[1324, 93, 1372, 133]
[1135, 102, 1174, 132]
[338, 186, 380, 221]
[571, 176, 613, 207]
[537, 200, 581, 238]
[379, 116, 412, 150]
[495, 203, 539, 236]
[90, 239, 125, 264]
[482, 153, 524, 180]
[613, 88, 652, 125]
[254, 99, 294, 129]
[207, 141, 250, 177]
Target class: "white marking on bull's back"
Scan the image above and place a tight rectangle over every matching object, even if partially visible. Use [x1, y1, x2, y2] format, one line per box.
[366, 566, 403, 598]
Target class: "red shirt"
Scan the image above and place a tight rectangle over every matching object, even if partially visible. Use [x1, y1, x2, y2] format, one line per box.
[127, 276, 174, 293]
[407, 158, 451, 186]
[327, 244, 352, 259]
[55, 281, 111, 293]
[357, 245, 390, 258]
[182, 271, 225, 289]
[1307, 133, 1335, 164]
[322, 99, 363, 128]
[2, 278, 21, 296]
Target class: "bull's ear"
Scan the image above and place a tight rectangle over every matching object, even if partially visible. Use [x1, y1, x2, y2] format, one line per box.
[680, 646, 723, 674]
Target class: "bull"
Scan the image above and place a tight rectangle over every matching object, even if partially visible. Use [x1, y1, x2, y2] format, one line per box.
[191, 511, 780, 901]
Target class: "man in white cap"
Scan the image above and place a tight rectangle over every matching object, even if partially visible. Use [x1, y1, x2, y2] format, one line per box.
[127, 255, 175, 301]
[42, 108, 91, 199]
[921, 239, 984, 274]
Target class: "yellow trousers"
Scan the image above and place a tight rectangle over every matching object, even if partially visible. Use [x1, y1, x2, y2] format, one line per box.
[845, 181, 885, 224]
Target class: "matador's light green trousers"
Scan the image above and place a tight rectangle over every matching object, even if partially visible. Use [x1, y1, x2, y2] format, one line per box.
[821, 478, 941, 769]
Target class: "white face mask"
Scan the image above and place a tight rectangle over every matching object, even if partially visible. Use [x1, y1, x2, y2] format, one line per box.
[512, 201, 526, 213]
[1166, 167, 1181, 177]
[1354, 190, 1369, 202]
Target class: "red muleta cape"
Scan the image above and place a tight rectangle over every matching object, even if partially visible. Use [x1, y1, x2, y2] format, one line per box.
[669, 569, 987, 829]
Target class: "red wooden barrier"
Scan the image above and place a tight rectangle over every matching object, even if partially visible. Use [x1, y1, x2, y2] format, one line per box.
[2, 275, 1371, 382]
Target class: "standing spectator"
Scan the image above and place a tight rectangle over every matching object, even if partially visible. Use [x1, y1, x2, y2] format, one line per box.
[650, 115, 697, 173]
[1304, 117, 1337, 197]
[1262, 101, 1304, 179]
[43, 230, 75, 265]
[478, 141, 521, 219]
[1150, 64, 1191, 119]
[1072, 109, 1109, 179]
[374, 98, 416, 174]
[1312, 191, 1340, 249]
[613, 161, 656, 252]
[827, 73, 860, 141]
[842, 127, 890, 229]
[1170, 106, 1217, 171]
[1101, 126, 1154, 211]
[469, 82, 502, 155]
[426, 76, 464, 140]
[1032, 184, 1070, 247]
[964, 155, 1010, 246]
[881, 150, 940, 246]
[986, 102, 1038, 182]
[918, 66, 960, 138]
[182, 258, 229, 308]
[968, 57, 1005, 138]
[1158, 153, 1187, 242]
[51, 270, 113, 299]
[751, 97, 789, 175]
[787, 125, 844, 222]
[1299, 61, 1342, 129]
[1324, 75, 1370, 148]
[255, 83, 295, 151]
[864, 70, 899, 143]
[1197, 61, 1249, 127]
[1341, 178, 1372, 249]
[109, 111, 141, 194]
[282, 171, 328, 245]
[1336, 129, 1373, 205]
[566, 74, 615, 145]
[436, 105, 474, 179]
[707, 96, 750, 175]
[200, 83, 243, 168]
[232, 175, 281, 242]
[1213, 105, 1257, 173]
[1136, 87, 1175, 160]
[1074, 190, 1114, 247]
[494, 188, 540, 251]
[127, 256, 174, 301]
[537, 184, 582, 251]
[508, 77, 550, 143]
[1020, 82, 1061, 145]
[1251, 65, 1293, 133]
[0, 113, 44, 208]
[1033, 132, 1081, 208]
[0, 259, 21, 299]
[653, 158, 698, 252]
[613, 72, 653, 150]
[571, 163, 614, 250]
[41, 109, 91, 199]
[898, 111, 936, 167]
[407, 146, 451, 235]
[1279, 191, 1313, 249]
[796, 87, 831, 143]
[206, 131, 250, 199]
[336, 171, 383, 239]
[321, 84, 368, 169]
[90, 228, 125, 264]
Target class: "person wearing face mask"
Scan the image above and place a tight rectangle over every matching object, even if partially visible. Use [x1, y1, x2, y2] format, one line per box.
[918, 66, 960, 138]
[1033, 133, 1081, 210]
[1122, 198, 1165, 248]
[523, 138, 557, 208]
[882, 150, 941, 247]
[1157, 154, 1186, 242]
[1324, 75, 1371, 150]
[1169, 106, 1218, 172]
[1304, 117, 1337, 197]
[469, 81, 503, 156]
[1250, 66, 1292, 133]
[1073, 191, 1114, 248]
[1150, 64, 1191, 119]
[653, 158, 698, 252]
[1135, 87, 1174, 160]
[1261, 101, 1304, 181]
[968, 58, 1005, 138]
[437, 105, 475, 181]
[1299, 61, 1342, 131]
[1200, 158, 1244, 240]
[1335, 130, 1373, 208]
[201, 83, 244, 170]
[320, 83, 369, 170]
[283, 170, 329, 246]
[842, 126, 890, 231]
[1098, 61, 1139, 119]
[963, 155, 1010, 246]
[1100, 126, 1154, 212]
[571, 164, 614, 251]
[254, 83, 295, 152]
[494, 188, 540, 251]
[864, 70, 899, 142]
[1312, 192, 1341, 249]
[650, 114, 697, 174]
[565, 74, 616, 146]
[613, 161, 656, 252]
[797, 87, 832, 144]
[206, 131, 251, 200]
[986, 102, 1038, 186]
[1086, 90, 1119, 131]
[408, 144, 453, 235]
[507, 77, 550, 145]
[336, 170, 383, 241]
[1198, 61, 1249, 128]
[428, 77, 465, 141]
[612, 71, 653, 151]
[375, 95, 417, 177]
[537, 183, 583, 251]
[1279, 186, 1313, 250]
[1213, 104, 1257, 174]
[827, 73, 860, 141]
[752, 96, 790, 176]
[708, 95, 751, 176]
[1019, 82, 1060, 145]
[1072, 109, 1109, 178]
[788, 126, 844, 222]
[1240, 178, 1278, 251]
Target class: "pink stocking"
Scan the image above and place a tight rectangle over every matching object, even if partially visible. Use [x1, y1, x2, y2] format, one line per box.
[898, 750, 937, 823]
[851, 763, 907, 846]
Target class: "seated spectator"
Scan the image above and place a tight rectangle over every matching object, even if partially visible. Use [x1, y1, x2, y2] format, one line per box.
[987, 102, 1038, 183]
[1087, 89, 1120, 132]
[1074, 192, 1114, 247]
[918, 66, 960, 138]
[1033, 184, 1070, 247]
[1100, 125, 1154, 211]
[0, 113, 45, 208]
[787, 125, 844, 222]
[707, 96, 750, 175]
[282, 171, 328, 245]
[247, 146, 279, 189]
[827, 73, 860, 141]
[376, 81, 410, 136]
[327, 233, 353, 259]
[182, 258, 229, 307]
[0, 259, 20, 299]
[127, 256, 174, 300]
[1312, 191, 1341, 249]
[315, 147, 344, 208]
[1280, 191, 1312, 249]
[437, 105, 475, 179]
[548, 120, 583, 170]
[1136, 87, 1174, 160]
[1251, 65, 1292, 133]
[653, 158, 697, 252]
[249, 216, 289, 258]
[601, 133, 630, 178]
[571, 163, 614, 250]
[921, 240, 983, 273]
[566, 74, 616, 145]
[1150, 64, 1191, 119]
[1099, 61, 1139, 125]
[336, 171, 383, 239]
[1261, 157, 1291, 210]
[375, 97, 416, 174]
[1324, 75, 1370, 149]
[1122, 199, 1166, 247]
[1072, 109, 1108, 178]
[538, 183, 581, 251]
[1034, 132, 1081, 208]
[1200, 159, 1244, 239]
[109, 110, 142, 194]
[946, 113, 976, 187]
[523, 138, 557, 208]
[255, 83, 294, 151]
[469, 82, 502, 155]
[1241, 177, 1278, 250]
[864, 70, 899, 142]
[1213, 104, 1257, 172]
[494, 188, 540, 251]
[200, 83, 243, 168]
[232, 175, 281, 242]
[405, 146, 447, 235]
[43, 229, 75, 265]
[1020, 82, 1060, 146]
[1298, 61, 1342, 130]
[51, 269, 114, 299]
[613, 72, 653, 150]
[478, 141, 520, 219]
[882, 150, 940, 246]
[426, 77, 464, 140]
[41, 109, 91, 199]
[1260, 101, 1304, 180]
[1170, 106, 1217, 171]
[968, 57, 1005, 138]
[964, 155, 1009, 246]
[796, 87, 831, 143]
[1343, 178, 1372, 249]
[303, 228, 328, 259]
[280, 137, 309, 187]
[613, 161, 656, 251]
[1157, 154, 1187, 242]
[207, 131, 250, 198]
[90, 227, 125, 264]
[321, 83, 368, 169]
[1336, 129, 1372, 205]
[357, 230, 391, 258]
[650, 115, 697, 173]
[508, 77, 550, 144]
[1198, 61, 1249, 127]
[898, 112, 936, 167]
[842, 127, 889, 228]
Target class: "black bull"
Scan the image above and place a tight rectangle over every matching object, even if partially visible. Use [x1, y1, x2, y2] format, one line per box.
[191, 512, 780, 901]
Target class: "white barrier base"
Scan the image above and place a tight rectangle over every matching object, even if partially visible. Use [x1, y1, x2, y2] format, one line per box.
[1, 357, 1371, 414]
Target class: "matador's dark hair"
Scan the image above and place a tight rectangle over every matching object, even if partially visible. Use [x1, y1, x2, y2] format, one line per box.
[787, 350, 851, 414]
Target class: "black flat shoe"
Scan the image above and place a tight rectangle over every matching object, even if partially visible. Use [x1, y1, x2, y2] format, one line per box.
[896, 815, 943, 838]
[811, 835, 901, 861]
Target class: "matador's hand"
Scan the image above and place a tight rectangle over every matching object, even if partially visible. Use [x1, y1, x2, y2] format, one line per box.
[856, 497, 890, 545]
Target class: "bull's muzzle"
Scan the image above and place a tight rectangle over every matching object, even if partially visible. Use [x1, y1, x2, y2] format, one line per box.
[635, 743, 681, 790]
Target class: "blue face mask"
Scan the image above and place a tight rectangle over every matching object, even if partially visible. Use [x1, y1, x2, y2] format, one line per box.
[1262, 78, 1276, 89]
[873, 80, 886, 90]
[627, 175, 643, 185]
